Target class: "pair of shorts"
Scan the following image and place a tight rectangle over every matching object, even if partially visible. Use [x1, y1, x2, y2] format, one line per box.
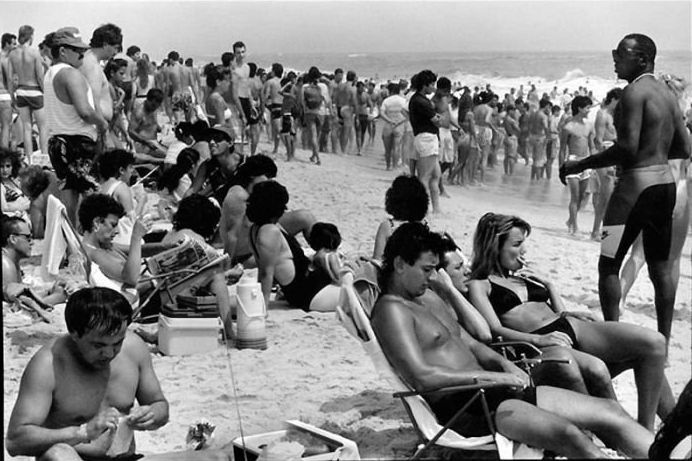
[171, 92, 192, 113]
[476, 126, 492, 149]
[601, 164, 675, 263]
[15, 87, 44, 110]
[413, 132, 439, 159]
[239, 97, 260, 125]
[545, 137, 559, 160]
[382, 121, 405, 141]
[427, 386, 537, 437]
[303, 112, 323, 132]
[531, 316, 579, 348]
[504, 135, 518, 159]
[269, 103, 282, 120]
[528, 134, 546, 166]
[280, 114, 296, 135]
[82, 453, 144, 461]
[47, 134, 99, 193]
[565, 155, 591, 181]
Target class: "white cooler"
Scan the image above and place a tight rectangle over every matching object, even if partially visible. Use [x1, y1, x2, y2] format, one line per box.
[158, 314, 221, 356]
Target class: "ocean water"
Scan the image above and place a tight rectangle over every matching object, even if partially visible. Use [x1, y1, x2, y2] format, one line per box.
[195, 50, 691, 101]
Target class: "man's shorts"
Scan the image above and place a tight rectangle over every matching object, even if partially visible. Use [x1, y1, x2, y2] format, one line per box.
[303, 112, 323, 132]
[413, 132, 439, 159]
[15, 87, 44, 110]
[381, 121, 405, 142]
[545, 136, 559, 160]
[476, 126, 492, 149]
[171, 92, 193, 113]
[504, 135, 518, 159]
[427, 386, 537, 437]
[269, 103, 282, 120]
[601, 164, 675, 264]
[281, 114, 296, 135]
[528, 134, 546, 166]
[239, 97, 260, 125]
[565, 154, 591, 181]
[47, 134, 99, 193]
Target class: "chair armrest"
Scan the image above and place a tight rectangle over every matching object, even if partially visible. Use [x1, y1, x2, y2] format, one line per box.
[490, 340, 542, 359]
[393, 381, 514, 399]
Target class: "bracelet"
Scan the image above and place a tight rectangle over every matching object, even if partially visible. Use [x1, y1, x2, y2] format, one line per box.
[76, 423, 90, 443]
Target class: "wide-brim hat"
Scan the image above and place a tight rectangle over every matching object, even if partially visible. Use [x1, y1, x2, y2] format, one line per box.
[52, 27, 90, 49]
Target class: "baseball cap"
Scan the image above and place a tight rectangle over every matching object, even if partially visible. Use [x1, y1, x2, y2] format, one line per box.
[205, 126, 234, 153]
[52, 27, 89, 49]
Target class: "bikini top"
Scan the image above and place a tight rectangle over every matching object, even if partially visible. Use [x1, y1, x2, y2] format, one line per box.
[488, 276, 550, 316]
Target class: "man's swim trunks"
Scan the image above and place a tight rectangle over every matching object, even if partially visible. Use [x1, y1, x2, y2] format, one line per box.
[171, 91, 193, 113]
[82, 453, 144, 461]
[601, 164, 675, 264]
[15, 86, 44, 110]
[427, 385, 536, 437]
[565, 154, 591, 181]
[47, 134, 99, 193]
[239, 97, 260, 125]
[476, 126, 493, 149]
[528, 134, 546, 167]
[269, 103, 282, 120]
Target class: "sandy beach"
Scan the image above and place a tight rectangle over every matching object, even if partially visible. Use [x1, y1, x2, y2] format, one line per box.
[4, 131, 691, 460]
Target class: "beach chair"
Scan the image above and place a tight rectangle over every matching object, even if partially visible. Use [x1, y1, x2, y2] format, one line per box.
[336, 272, 543, 460]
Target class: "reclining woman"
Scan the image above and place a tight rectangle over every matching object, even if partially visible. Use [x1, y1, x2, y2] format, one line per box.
[246, 180, 339, 312]
[466, 212, 674, 430]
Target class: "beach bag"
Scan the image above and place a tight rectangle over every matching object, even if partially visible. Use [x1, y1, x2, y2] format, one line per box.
[304, 86, 323, 110]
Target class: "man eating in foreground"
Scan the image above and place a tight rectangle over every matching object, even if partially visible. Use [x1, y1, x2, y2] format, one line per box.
[5, 286, 229, 461]
[370, 222, 653, 458]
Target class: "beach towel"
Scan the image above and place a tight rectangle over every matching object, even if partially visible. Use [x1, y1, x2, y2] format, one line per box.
[41, 194, 90, 283]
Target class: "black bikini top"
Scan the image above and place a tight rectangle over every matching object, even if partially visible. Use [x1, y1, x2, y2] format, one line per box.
[488, 276, 550, 316]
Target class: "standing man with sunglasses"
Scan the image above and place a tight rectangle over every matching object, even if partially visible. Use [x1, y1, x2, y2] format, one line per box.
[560, 34, 691, 347]
[43, 27, 108, 226]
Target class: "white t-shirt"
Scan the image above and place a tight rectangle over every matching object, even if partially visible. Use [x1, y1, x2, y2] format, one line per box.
[380, 94, 408, 124]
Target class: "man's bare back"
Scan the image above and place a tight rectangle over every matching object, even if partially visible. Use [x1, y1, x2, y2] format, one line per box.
[81, 51, 113, 121]
[8, 44, 43, 89]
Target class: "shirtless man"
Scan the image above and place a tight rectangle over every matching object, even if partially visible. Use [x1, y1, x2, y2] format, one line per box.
[527, 99, 551, 180]
[80, 24, 122, 137]
[517, 102, 531, 165]
[333, 70, 358, 154]
[544, 105, 561, 180]
[163, 51, 188, 124]
[472, 91, 495, 183]
[7, 26, 48, 159]
[371, 222, 653, 458]
[559, 96, 595, 234]
[590, 88, 622, 240]
[128, 88, 166, 162]
[184, 58, 201, 105]
[0, 33, 16, 149]
[502, 105, 520, 176]
[560, 34, 691, 344]
[5, 286, 229, 461]
[2, 215, 67, 309]
[262, 63, 283, 154]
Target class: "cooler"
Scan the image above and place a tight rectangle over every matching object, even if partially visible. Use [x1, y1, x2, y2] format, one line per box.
[158, 312, 221, 356]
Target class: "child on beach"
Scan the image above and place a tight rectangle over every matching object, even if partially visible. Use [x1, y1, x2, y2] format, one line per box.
[309, 222, 344, 284]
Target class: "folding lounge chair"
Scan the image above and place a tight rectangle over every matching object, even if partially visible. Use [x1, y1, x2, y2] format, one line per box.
[336, 272, 543, 460]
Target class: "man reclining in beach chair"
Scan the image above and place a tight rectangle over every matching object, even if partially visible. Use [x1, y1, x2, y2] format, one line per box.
[370, 222, 654, 458]
[5, 286, 230, 461]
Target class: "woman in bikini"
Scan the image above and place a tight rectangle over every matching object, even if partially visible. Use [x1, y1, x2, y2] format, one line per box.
[372, 174, 428, 260]
[466, 212, 674, 431]
[246, 180, 338, 312]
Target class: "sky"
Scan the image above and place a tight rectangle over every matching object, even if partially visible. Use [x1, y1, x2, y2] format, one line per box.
[2, 0, 691, 59]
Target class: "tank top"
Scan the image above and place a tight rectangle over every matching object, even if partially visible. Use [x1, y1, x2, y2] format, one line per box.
[43, 63, 97, 140]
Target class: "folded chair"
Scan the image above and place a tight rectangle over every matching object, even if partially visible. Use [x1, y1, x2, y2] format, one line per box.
[336, 272, 543, 460]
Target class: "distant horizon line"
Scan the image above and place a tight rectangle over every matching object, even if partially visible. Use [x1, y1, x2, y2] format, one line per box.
[191, 48, 690, 56]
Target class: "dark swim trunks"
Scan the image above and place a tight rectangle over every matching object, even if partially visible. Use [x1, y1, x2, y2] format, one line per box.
[239, 97, 260, 125]
[269, 103, 282, 120]
[15, 86, 44, 110]
[601, 164, 675, 265]
[47, 134, 100, 193]
[82, 454, 144, 461]
[531, 316, 579, 348]
[427, 386, 537, 437]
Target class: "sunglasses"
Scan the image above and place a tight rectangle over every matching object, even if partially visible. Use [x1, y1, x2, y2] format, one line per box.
[63, 46, 85, 58]
[12, 232, 32, 242]
[611, 48, 640, 60]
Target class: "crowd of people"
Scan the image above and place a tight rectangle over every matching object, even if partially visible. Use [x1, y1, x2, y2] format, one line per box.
[1, 22, 691, 461]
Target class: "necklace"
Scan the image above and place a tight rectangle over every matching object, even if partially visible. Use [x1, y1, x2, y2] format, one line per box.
[631, 73, 656, 84]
